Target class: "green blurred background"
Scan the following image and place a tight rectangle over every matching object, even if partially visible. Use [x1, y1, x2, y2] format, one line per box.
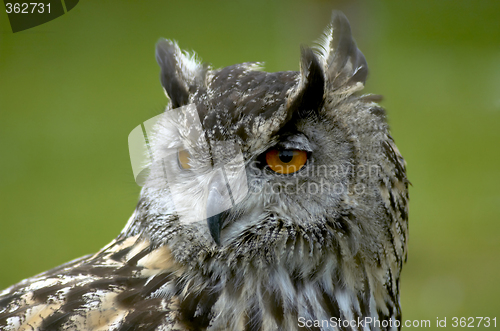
[1, 0, 499, 328]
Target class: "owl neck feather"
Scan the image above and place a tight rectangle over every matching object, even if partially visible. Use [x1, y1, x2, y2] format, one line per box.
[125, 202, 400, 330]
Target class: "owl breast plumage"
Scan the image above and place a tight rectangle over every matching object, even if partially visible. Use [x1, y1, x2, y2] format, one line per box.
[0, 11, 408, 331]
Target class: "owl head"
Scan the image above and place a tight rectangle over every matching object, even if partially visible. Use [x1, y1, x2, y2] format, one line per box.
[125, 12, 408, 288]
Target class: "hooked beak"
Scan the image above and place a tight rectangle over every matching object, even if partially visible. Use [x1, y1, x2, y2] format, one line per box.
[206, 169, 233, 245]
[207, 212, 223, 246]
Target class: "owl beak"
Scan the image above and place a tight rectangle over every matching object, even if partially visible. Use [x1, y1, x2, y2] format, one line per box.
[207, 212, 223, 245]
[206, 171, 233, 245]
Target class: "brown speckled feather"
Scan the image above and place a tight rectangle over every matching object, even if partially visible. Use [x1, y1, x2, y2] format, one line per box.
[0, 235, 186, 330]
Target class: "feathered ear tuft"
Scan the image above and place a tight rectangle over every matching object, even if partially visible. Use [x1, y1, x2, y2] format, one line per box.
[155, 40, 207, 108]
[314, 11, 368, 90]
[287, 46, 325, 115]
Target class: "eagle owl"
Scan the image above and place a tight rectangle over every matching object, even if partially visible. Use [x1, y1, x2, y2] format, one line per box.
[0, 11, 408, 331]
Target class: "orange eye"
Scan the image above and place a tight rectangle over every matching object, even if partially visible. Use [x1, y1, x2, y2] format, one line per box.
[177, 149, 191, 169]
[265, 149, 308, 174]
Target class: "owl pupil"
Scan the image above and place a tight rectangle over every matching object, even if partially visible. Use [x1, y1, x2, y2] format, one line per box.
[278, 150, 294, 163]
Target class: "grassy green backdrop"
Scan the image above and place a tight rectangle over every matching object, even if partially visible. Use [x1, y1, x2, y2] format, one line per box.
[1, 0, 499, 328]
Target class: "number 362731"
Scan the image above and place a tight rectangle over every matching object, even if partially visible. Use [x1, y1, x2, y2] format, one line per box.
[5, 3, 51, 14]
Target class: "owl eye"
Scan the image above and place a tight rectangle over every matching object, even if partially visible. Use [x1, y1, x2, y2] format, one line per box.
[177, 149, 191, 169]
[265, 149, 308, 174]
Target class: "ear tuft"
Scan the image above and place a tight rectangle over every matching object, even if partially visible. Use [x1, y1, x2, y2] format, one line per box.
[287, 46, 325, 115]
[314, 11, 368, 89]
[155, 40, 207, 108]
